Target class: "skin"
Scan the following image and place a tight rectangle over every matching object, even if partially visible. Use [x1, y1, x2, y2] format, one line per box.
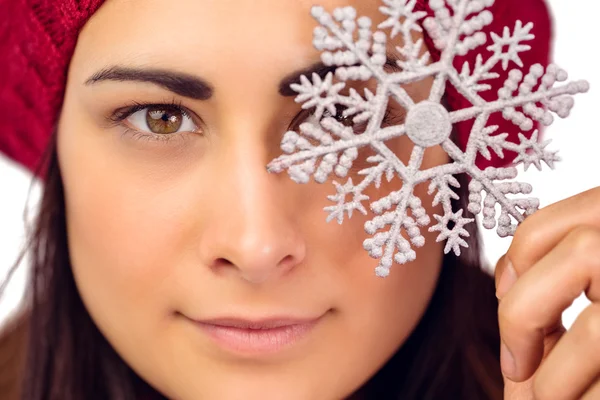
[52, 0, 600, 398]
[57, 0, 450, 399]
[495, 186, 600, 400]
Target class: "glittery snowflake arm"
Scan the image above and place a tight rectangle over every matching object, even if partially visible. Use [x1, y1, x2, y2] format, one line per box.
[267, 0, 590, 277]
[427, 174, 474, 256]
[378, 0, 429, 71]
[467, 166, 539, 237]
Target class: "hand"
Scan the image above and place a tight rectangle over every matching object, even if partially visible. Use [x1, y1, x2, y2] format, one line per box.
[495, 187, 600, 400]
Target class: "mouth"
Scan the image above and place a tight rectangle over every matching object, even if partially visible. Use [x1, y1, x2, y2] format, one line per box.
[186, 314, 326, 355]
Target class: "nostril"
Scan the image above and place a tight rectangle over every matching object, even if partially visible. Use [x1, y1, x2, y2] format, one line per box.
[212, 258, 234, 269]
[278, 254, 296, 269]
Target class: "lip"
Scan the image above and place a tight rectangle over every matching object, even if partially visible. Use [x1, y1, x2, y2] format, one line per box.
[189, 315, 323, 355]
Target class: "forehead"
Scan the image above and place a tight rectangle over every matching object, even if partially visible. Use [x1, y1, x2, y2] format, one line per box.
[72, 0, 389, 88]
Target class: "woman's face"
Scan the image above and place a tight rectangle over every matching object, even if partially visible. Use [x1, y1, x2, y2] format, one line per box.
[58, 0, 448, 398]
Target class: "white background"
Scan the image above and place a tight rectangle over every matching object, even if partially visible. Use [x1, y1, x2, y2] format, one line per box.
[1, 0, 599, 329]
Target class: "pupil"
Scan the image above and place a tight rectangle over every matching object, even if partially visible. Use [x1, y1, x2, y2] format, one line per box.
[340, 115, 352, 126]
[146, 107, 182, 134]
[332, 105, 353, 127]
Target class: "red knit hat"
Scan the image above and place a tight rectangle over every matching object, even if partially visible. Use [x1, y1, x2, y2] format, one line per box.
[414, 0, 552, 170]
[0, 0, 551, 174]
[0, 0, 105, 173]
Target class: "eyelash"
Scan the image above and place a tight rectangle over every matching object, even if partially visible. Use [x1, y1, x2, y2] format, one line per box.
[292, 106, 398, 131]
[107, 99, 197, 143]
[107, 100, 401, 144]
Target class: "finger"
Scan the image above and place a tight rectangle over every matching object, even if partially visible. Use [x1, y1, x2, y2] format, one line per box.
[581, 376, 600, 400]
[495, 253, 508, 292]
[502, 327, 564, 400]
[502, 373, 534, 400]
[505, 187, 600, 276]
[496, 254, 520, 300]
[498, 226, 600, 382]
[533, 303, 600, 400]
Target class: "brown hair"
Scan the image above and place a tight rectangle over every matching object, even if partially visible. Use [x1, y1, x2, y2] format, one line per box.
[0, 131, 503, 400]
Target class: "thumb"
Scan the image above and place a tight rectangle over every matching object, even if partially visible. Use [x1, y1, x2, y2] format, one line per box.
[502, 374, 535, 400]
[501, 325, 565, 399]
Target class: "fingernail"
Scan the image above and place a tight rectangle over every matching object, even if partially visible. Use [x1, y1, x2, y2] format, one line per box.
[496, 259, 517, 299]
[500, 340, 517, 378]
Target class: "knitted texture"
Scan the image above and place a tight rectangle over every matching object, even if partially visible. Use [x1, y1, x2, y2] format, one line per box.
[0, 0, 550, 174]
[414, 0, 553, 169]
[0, 0, 105, 173]
[267, 0, 589, 277]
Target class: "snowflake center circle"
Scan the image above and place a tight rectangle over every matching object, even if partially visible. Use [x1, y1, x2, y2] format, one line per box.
[405, 101, 452, 147]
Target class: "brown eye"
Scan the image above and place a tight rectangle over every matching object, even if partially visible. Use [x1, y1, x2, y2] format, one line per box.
[327, 105, 351, 126]
[292, 104, 365, 132]
[122, 104, 199, 135]
[308, 105, 355, 128]
[336, 113, 354, 127]
[331, 105, 369, 133]
[146, 106, 184, 134]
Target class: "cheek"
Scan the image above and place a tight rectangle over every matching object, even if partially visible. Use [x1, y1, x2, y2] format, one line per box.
[299, 138, 445, 389]
[56, 118, 197, 328]
[304, 197, 444, 395]
[65, 181, 183, 298]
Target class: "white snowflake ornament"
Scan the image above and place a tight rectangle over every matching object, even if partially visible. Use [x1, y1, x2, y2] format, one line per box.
[267, 0, 590, 277]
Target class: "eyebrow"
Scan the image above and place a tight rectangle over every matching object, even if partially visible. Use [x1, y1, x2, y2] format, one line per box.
[278, 52, 403, 96]
[85, 67, 214, 100]
[84, 52, 403, 100]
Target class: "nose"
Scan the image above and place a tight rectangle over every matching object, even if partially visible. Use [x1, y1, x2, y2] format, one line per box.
[198, 138, 306, 284]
